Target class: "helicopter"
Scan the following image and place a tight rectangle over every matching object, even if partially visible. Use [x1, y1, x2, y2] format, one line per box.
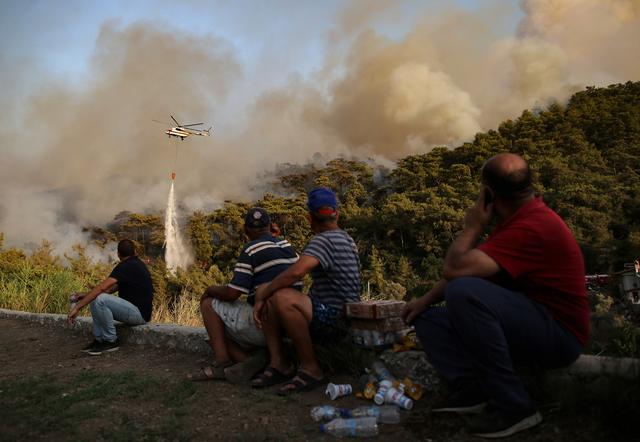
[153, 115, 212, 140]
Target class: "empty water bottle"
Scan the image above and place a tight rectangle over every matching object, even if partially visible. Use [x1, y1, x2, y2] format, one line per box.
[342, 405, 401, 424]
[310, 405, 340, 422]
[320, 417, 378, 437]
[326, 383, 353, 400]
[371, 360, 395, 381]
[69, 293, 79, 310]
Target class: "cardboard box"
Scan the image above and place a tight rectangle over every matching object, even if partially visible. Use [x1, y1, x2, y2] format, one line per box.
[350, 317, 406, 332]
[345, 300, 406, 319]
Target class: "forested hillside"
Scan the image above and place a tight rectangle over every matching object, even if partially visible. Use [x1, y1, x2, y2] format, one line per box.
[93, 81, 640, 299]
[2, 81, 639, 327]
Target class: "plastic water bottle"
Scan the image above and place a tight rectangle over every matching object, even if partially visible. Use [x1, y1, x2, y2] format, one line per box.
[326, 383, 353, 400]
[385, 387, 413, 410]
[68, 293, 79, 326]
[69, 293, 79, 310]
[341, 405, 401, 424]
[319, 417, 378, 437]
[371, 360, 395, 381]
[374, 379, 393, 405]
[310, 405, 340, 422]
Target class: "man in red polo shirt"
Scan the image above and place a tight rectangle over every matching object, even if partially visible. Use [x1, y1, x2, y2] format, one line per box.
[403, 153, 589, 438]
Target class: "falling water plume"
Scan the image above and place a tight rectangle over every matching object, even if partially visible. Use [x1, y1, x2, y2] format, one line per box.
[164, 181, 193, 274]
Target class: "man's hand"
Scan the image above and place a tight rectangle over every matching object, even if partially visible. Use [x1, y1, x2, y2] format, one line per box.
[253, 300, 265, 329]
[463, 186, 493, 232]
[401, 297, 429, 325]
[255, 284, 269, 302]
[67, 305, 79, 326]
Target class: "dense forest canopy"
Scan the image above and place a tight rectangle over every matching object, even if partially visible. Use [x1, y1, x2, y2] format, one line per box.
[7, 82, 640, 299]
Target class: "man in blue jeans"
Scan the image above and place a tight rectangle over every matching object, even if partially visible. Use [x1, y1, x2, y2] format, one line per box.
[402, 153, 589, 438]
[68, 239, 154, 355]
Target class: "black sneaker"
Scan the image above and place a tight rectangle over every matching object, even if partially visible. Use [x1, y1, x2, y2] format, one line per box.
[81, 340, 102, 353]
[88, 339, 120, 356]
[468, 407, 542, 438]
[432, 389, 487, 414]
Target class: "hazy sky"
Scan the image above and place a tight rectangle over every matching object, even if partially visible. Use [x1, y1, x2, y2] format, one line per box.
[0, 0, 522, 127]
[1, 0, 638, 253]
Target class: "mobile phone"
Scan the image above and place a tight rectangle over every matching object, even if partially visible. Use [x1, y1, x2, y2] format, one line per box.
[484, 187, 494, 209]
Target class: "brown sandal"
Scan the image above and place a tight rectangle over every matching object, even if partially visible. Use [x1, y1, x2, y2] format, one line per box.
[250, 366, 294, 388]
[277, 370, 325, 396]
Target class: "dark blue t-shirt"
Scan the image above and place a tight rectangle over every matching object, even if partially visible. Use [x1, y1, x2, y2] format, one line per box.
[109, 256, 154, 321]
[228, 234, 301, 305]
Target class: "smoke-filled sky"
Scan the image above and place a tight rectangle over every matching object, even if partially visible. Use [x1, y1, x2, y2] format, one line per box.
[1, 0, 639, 253]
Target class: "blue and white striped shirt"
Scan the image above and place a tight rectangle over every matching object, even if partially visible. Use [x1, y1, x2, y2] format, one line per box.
[228, 234, 300, 305]
[303, 229, 361, 309]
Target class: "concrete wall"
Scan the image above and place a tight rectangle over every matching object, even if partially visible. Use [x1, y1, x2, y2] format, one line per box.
[0, 308, 212, 355]
[2, 308, 639, 379]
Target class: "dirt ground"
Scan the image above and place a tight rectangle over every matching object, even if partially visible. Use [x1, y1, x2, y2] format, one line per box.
[0, 317, 633, 441]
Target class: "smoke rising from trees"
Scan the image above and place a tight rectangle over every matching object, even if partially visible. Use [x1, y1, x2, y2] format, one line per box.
[1, 0, 638, 252]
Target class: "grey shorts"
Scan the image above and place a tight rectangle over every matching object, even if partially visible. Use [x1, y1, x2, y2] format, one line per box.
[211, 299, 266, 348]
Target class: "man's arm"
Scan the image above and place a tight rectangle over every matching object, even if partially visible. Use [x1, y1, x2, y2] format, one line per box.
[68, 276, 118, 322]
[200, 285, 243, 303]
[255, 255, 319, 303]
[253, 255, 319, 328]
[401, 279, 447, 324]
[442, 187, 500, 280]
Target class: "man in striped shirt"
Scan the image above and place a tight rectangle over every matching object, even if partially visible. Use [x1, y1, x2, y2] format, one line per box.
[188, 207, 300, 383]
[252, 188, 361, 394]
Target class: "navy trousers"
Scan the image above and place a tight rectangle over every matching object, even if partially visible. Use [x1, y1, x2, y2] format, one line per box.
[414, 277, 582, 412]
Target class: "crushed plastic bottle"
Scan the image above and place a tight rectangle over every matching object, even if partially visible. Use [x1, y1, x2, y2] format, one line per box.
[341, 405, 401, 424]
[311, 405, 340, 422]
[319, 417, 378, 437]
[326, 383, 353, 400]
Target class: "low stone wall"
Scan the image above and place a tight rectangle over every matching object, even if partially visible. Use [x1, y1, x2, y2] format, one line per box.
[0, 308, 212, 355]
[2, 308, 639, 381]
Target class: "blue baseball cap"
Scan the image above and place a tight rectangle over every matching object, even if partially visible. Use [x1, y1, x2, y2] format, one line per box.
[307, 188, 338, 215]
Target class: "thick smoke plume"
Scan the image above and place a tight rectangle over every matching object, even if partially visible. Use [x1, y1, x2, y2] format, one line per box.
[1, 1, 639, 253]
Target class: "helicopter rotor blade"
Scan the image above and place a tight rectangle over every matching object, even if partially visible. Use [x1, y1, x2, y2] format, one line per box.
[182, 123, 204, 127]
[152, 119, 171, 125]
[170, 115, 180, 126]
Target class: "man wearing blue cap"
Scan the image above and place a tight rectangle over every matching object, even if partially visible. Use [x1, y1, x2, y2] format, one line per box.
[252, 188, 361, 394]
[188, 207, 300, 384]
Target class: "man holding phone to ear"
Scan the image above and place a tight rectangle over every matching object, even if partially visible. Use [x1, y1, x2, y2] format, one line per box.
[402, 153, 589, 438]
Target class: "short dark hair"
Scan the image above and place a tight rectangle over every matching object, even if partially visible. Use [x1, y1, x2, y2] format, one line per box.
[481, 160, 533, 201]
[310, 207, 338, 223]
[245, 225, 270, 236]
[117, 239, 136, 258]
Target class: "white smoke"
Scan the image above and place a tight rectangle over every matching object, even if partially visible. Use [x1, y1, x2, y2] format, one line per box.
[0, 1, 638, 256]
[164, 181, 193, 273]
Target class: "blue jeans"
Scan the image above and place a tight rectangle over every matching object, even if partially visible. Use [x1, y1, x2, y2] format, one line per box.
[90, 293, 146, 342]
[414, 277, 582, 413]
